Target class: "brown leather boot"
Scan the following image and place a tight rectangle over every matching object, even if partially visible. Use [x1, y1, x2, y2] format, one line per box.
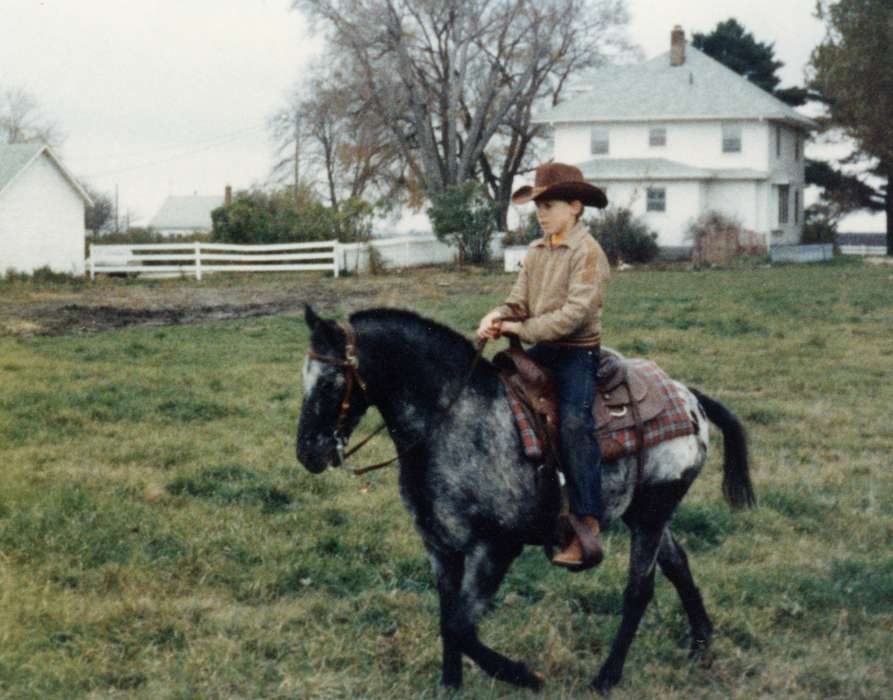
[552, 515, 604, 569]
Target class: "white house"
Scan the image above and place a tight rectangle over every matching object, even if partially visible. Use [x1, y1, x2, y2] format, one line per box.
[0, 143, 93, 276]
[149, 191, 226, 236]
[534, 26, 818, 253]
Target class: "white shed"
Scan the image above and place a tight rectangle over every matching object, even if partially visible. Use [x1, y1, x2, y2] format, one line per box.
[0, 144, 92, 276]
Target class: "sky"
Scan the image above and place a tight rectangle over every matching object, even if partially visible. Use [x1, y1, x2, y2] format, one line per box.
[1, 0, 881, 232]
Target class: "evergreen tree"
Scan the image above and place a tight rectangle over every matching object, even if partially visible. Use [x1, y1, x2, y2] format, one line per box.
[692, 19, 805, 106]
[809, 0, 893, 254]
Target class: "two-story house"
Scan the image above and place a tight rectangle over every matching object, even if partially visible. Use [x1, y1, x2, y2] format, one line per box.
[533, 26, 818, 254]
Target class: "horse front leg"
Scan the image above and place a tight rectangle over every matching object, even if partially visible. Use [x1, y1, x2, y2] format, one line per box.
[441, 541, 543, 690]
[592, 526, 663, 694]
[429, 548, 465, 689]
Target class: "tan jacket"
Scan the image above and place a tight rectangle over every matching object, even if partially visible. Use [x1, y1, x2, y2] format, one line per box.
[495, 221, 610, 346]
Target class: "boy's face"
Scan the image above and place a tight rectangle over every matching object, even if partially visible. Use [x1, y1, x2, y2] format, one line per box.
[534, 199, 582, 237]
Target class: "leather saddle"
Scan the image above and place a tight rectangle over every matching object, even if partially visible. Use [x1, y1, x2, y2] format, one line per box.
[493, 339, 667, 457]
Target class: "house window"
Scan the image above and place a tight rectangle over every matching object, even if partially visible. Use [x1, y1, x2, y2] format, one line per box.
[778, 185, 790, 224]
[646, 186, 666, 212]
[794, 188, 800, 224]
[649, 127, 666, 147]
[590, 126, 609, 155]
[776, 124, 782, 158]
[722, 123, 742, 153]
[794, 132, 801, 161]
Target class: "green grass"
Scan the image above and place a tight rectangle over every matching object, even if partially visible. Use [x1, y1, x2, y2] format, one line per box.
[1, 263, 892, 698]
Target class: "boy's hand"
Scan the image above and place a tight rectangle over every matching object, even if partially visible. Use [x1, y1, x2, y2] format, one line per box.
[477, 311, 503, 340]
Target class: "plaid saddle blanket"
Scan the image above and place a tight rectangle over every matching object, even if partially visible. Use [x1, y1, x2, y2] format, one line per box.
[504, 360, 695, 464]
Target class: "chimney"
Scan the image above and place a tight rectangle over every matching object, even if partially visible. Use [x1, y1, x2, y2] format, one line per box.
[224, 184, 232, 206]
[670, 25, 685, 66]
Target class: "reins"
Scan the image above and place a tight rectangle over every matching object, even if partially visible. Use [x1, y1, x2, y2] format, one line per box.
[308, 321, 487, 476]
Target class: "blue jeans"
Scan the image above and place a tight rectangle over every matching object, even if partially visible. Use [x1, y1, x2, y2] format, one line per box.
[526, 343, 604, 520]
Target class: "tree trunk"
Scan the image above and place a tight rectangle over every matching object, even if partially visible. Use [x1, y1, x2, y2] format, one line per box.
[886, 172, 892, 256]
[495, 199, 510, 231]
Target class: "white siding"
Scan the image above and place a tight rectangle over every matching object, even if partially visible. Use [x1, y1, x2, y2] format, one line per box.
[0, 154, 86, 275]
[705, 181, 760, 232]
[556, 120, 771, 171]
[595, 180, 702, 247]
[768, 121, 806, 244]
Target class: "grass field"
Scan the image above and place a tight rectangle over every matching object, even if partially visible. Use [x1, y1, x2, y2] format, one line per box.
[1, 261, 891, 698]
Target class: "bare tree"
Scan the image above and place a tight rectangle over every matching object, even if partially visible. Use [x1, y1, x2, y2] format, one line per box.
[293, 0, 634, 224]
[270, 56, 406, 213]
[82, 184, 114, 235]
[0, 86, 64, 147]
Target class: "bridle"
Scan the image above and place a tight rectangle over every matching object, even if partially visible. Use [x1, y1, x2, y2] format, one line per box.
[307, 321, 368, 443]
[305, 321, 486, 476]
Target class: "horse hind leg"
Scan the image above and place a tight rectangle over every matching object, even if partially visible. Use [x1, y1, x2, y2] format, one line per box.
[440, 541, 543, 690]
[657, 528, 713, 657]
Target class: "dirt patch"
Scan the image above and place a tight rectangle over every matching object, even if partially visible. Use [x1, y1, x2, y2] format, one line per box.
[30, 302, 301, 336]
[0, 267, 510, 337]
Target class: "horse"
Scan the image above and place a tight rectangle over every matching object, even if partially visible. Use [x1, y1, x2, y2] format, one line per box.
[296, 305, 755, 694]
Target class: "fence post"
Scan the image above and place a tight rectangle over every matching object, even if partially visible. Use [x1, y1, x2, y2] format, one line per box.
[88, 244, 95, 280]
[195, 241, 202, 281]
[333, 242, 340, 278]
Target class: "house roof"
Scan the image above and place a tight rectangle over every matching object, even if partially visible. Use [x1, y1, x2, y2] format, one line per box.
[149, 195, 224, 230]
[579, 157, 767, 182]
[535, 45, 818, 130]
[0, 143, 92, 204]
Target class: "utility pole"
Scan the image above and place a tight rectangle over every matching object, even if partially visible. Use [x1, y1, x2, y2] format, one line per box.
[114, 184, 119, 235]
[293, 110, 302, 204]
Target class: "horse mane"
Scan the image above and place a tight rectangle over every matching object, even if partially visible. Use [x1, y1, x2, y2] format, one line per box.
[350, 306, 499, 401]
[350, 307, 478, 356]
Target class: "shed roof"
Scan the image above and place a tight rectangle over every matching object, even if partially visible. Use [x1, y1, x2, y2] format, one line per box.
[149, 195, 223, 230]
[579, 157, 767, 182]
[536, 46, 818, 130]
[0, 143, 92, 204]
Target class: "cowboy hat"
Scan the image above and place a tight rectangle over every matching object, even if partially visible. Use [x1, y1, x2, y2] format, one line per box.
[511, 162, 608, 208]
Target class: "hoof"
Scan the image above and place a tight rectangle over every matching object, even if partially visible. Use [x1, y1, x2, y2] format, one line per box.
[507, 663, 544, 691]
[590, 670, 621, 695]
[689, 636, 711, 660]
[529, 669, 545, 691]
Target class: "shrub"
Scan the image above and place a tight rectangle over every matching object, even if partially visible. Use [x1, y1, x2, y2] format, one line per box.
[687, 210, 766, 267]
[211, 187, 373, 244]
[502, 212, 542, 247]
[802, 203, 838, 244]
[587, 207, 659, 264]
[427, 181, 498, 264]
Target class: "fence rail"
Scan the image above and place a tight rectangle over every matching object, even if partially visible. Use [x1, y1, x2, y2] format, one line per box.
[839, 244, 887, 257]
[88, 241, 340, 280]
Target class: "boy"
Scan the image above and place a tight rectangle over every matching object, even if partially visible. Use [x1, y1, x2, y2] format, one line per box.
[478, 162, 610, 569]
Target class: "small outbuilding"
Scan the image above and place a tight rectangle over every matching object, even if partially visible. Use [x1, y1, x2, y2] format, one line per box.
[149, 194, 225, 237]
[0, 143, 92, 276]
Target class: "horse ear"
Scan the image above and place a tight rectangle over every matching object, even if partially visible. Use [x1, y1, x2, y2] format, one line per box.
[304, 304, 321, 330]
[305, 304, 344, 349]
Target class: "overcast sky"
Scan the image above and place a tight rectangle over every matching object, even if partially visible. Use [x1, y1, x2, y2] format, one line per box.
[1, 0, 880, 231]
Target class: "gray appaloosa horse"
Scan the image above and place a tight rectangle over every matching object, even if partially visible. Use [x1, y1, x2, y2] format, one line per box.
[297, 306, 755, 694]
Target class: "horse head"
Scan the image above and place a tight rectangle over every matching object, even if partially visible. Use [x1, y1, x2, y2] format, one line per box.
[296, 304, 371, 473]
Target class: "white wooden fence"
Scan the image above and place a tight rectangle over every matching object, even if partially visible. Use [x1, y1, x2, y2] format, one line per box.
[88, 241, 340, 280]
[769, 244, 834, 263]
[839, 244, 887, 257]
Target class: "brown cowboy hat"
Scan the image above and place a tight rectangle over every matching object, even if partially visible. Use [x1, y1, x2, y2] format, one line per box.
[511, 162, 608, 208]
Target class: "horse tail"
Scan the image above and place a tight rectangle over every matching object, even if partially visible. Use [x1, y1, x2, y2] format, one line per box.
[690, 388, 756, 509]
